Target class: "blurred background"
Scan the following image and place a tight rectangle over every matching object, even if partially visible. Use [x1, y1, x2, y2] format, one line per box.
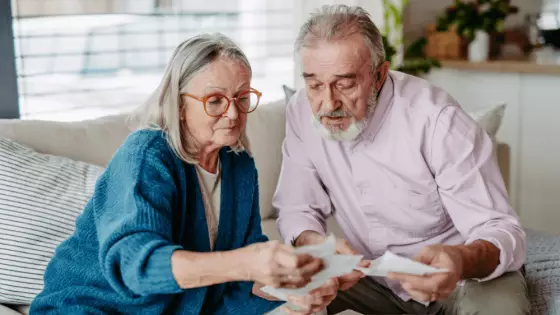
[6, 0, 298, 121]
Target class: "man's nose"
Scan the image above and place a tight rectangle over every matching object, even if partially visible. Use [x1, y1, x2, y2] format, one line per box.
[322, 87, 341, 111]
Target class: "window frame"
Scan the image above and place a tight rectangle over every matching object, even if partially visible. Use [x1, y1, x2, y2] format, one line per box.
[0, 0, 19, 118]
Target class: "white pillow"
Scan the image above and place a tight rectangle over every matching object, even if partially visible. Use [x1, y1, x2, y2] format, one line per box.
[0, 138, 103, 304]
[245, 100, 286, 220]
[467, 103, 506, 140]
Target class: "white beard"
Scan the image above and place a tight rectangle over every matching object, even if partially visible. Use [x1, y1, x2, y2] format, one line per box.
[311, 115, 366, 141]
[312, 93, 378, 142]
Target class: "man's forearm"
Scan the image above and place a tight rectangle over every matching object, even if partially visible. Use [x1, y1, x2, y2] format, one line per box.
[293, 230, 325, 247]
[457, 240, 501, 279]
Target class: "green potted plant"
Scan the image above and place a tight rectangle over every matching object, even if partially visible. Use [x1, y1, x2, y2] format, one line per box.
[435, 0, 519, 61]
[382, 0, 440, 76]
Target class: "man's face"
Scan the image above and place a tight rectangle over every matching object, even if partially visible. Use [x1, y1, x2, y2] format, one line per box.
[301, 33, 388, 141]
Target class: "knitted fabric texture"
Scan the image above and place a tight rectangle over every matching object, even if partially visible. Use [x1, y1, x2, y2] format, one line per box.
[526, 229, 560, 315]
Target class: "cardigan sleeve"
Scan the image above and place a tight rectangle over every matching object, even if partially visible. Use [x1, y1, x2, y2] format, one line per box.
[93, 133, 183, 297]
[222, 168, 283, 313]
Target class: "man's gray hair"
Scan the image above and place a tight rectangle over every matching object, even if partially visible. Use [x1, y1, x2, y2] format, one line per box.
[295, 4, 385, 68]
[133, 33, 251, 164]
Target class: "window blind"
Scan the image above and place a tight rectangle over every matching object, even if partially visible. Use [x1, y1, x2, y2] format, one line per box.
[11, 0, 296, 121]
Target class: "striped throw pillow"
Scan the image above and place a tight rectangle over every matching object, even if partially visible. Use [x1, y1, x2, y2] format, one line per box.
[0, 137, 103, 304]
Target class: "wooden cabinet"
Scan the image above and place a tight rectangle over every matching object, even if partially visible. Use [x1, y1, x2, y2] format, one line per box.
[425, 68, 560, 233]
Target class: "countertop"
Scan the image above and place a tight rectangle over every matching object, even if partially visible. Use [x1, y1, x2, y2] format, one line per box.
[439, 59, 560, 75]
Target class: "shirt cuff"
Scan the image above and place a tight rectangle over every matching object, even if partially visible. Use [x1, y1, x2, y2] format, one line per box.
[277, 215, 326, 246]
[466, 230, 517, 282]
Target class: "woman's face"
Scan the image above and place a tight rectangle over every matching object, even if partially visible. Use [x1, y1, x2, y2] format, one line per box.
[183, 57, 251, 151]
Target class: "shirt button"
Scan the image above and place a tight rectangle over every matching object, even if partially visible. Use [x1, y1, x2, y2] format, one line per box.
[358, 185, 368, 196]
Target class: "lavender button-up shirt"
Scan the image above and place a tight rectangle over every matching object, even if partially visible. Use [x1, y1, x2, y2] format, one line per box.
[274, 71, 526, 301]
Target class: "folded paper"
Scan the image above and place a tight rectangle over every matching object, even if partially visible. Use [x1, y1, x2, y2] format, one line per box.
[355, 251, 448, 277]
[261, 235, 447, 309]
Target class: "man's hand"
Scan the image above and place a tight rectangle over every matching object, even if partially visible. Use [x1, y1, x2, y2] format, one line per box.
[334, 238, 369, 290]
[283, 278, 340, 315]
[388, 244, 463, 302]
[294, 231, 367, 291]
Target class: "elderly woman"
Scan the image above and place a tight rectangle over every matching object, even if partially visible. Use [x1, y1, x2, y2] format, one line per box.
[29, 34, 325, 314]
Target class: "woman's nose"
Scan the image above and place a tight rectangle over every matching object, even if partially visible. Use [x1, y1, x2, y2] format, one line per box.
[224, 100, 239, 120]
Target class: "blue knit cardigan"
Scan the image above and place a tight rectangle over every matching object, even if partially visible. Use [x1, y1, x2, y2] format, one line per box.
[30, 129, 282, 314]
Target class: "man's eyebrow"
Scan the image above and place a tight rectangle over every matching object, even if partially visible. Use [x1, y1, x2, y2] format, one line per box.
[334, 73, 357, 79]
[302, 73, 358, 79]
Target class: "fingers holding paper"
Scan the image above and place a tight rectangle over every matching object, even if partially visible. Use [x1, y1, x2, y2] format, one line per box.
[333, 238, 368, 290]
[246, 241, 324, 288]
[339, 259, 369, 291]
[285, 278, 340, 314]
[392, 272, 454, 302]
[388, 244, 463, 302]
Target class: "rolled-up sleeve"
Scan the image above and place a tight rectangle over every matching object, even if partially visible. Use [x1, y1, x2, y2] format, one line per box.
[273, 94, 330, 245]
[429, 104, 526, 281]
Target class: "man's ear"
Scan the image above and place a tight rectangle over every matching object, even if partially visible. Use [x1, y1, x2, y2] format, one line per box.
[375, 61, 390, 92]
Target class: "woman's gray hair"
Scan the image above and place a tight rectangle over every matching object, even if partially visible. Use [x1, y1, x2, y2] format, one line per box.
[295, 4, 385, 68]
[133, 33, 252, 164]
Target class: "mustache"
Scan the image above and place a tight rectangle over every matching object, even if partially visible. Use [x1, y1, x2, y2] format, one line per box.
[316, 92, 379, 119]
[317, 110, 352, 118]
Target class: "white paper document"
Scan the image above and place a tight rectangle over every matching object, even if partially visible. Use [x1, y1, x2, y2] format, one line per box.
[262, 235, 353, 314]
[293, 233, 337, 257]
[261, 235, 447, 309]
[262, 235, 362, 300]
[261, 254, 363, 300]
[355, 251, 448, 277]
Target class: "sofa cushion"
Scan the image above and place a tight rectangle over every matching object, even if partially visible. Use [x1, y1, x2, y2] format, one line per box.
[245, 100, 286, 220]
[0, 138, 103, 304]
[0, 114, 132, 167]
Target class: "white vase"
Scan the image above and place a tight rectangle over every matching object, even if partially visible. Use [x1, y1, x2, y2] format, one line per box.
[468, 30, 490, 62]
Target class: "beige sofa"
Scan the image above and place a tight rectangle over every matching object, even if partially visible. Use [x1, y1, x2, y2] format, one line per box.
[0, 99, 509, 314]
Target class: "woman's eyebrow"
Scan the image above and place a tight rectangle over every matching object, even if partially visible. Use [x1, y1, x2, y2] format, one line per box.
[203, 86, 227, 93]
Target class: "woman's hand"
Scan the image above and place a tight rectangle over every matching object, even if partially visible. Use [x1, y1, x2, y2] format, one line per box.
[243, 241, 323, 289]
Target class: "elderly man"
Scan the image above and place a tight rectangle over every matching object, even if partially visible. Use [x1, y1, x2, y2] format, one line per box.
[274, 4, 529, 315]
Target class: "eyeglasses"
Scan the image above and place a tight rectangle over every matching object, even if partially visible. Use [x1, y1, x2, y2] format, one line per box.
[182, 88, 262, 117]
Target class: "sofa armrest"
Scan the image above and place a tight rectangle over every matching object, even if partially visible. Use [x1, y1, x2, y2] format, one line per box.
[496, 142, 510, 193]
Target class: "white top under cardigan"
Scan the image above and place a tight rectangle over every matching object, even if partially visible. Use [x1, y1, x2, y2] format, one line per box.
[195, 160, 221, 250]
